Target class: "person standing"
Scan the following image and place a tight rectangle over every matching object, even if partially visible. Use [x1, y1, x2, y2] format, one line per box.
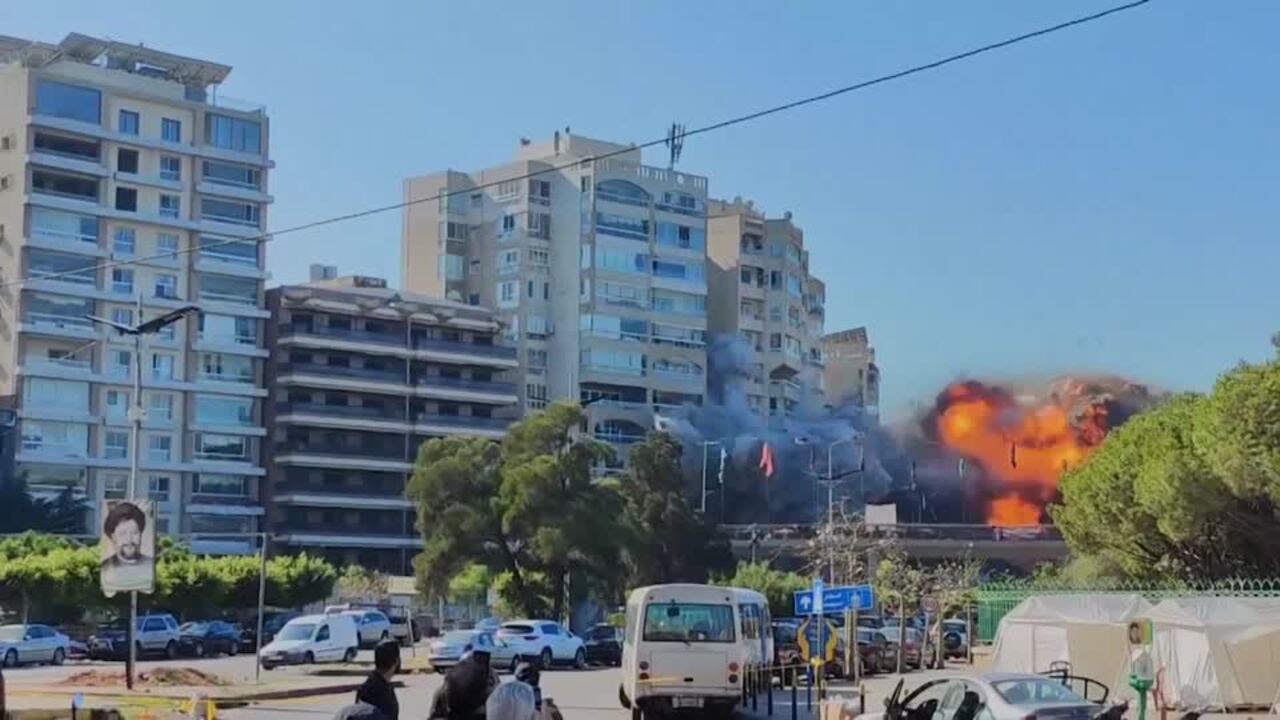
[355, 640, 401, 720]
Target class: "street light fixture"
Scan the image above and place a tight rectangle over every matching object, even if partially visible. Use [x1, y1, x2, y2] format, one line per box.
[85, 296, 199, 690]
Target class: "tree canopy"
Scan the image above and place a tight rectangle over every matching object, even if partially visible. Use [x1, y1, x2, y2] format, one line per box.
[1054, 359, 1280, 580]
[713, 561, 805, 618]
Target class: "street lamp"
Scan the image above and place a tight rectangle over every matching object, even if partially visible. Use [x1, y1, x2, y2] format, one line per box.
[86, 296, 199, 690]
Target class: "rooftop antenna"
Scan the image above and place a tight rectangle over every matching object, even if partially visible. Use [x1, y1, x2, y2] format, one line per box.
[665, 122, 686, 170]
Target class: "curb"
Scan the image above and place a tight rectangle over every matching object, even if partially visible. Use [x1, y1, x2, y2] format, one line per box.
[10, 678, 383, 705]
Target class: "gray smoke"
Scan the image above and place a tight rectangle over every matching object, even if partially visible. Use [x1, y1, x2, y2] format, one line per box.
[664, 335, 900, 524]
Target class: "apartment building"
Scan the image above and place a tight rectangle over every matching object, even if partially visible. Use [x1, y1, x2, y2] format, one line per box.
[822, 327, 880, 419]
[0, 34, 271, 551]
[402, 133, 709, 463]
[707, 198, 827, 424]
[264, 269, 519, 573]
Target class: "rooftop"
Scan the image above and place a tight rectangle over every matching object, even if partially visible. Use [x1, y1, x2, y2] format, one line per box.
[0, 32, 232, 88]
[279, 274, 499, 325]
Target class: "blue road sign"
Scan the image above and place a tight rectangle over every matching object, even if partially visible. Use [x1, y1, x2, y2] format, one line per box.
[794, 584, 875, 615]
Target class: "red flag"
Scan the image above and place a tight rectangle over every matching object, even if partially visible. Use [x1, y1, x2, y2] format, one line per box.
[759, 442, 775, 479]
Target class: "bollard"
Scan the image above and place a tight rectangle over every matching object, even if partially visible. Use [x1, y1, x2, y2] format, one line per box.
[752, 665, 759, 712]
[860, 685, 866, 715]
[767, 663, 774, 716]
[791, 666, 798, 720]
[806, 666, 813, 712]
[743, 665, 750, 705]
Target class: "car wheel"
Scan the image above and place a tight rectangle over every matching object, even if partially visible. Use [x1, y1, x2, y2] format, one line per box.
[344, 647, 358, 663]
[52, 647, 66, 666]
[540, 647, 553, 668]
[619, 684, 631, 709]
[193, 641, 205, 658]
[380, 631, 389, 643]
[227, 642, 237, 657]
[574, 648, 586, 670]
[304, 651, 315, 664]
[166, 640, 178, 659]
[3, 649, 17, 667]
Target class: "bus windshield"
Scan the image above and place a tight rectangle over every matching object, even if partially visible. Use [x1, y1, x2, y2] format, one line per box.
[643, 603, 735, 643]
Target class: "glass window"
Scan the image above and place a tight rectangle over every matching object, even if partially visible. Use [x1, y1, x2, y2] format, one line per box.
[118, 110, 140, 135]
[31, 208, 98, 244]
[107, 348, 131, 378]
[157, 233, 180, 256]
[656, 222, 706, 251]
[189, 514, 251, 534]
[20, 420, 88, 455]
[201, 160, 260, 188]
[24, 378, 90, 410]
[201, 198, 259, 226]
[105, 389, 129, 420]
[159, 194, 181, 218]
[117, 148, 139, 174]
[151, 353, 175, 379]
[194, 433, 250, 461]
[33, 132, 100, 161]
[113, 227, 136, 255]
[642, 603, 735, 643]
[148, 435, 172, 463]
[205, 114, 262, 154]
[154, 274, 178, 299]
[149, 393, 174, 422]
[199, 314, 256, 344]
[199, 236, 258, 266]
[161, 118, 182, 143]
[193, 473, 248, 496]
[200, 274, 257, 304]
[31, 170, 98, 201]
[444, 254, 465, 280]
[115, 187, 137, 212]
[35, 81, 101, 124]
[102, 472, 128, 499]
[160, 155, 181, 181]
[195, 395, 254, 426]
[595, 213, 649, 240]
[104, 430, 129, 459]
[112, 268, 134, 294]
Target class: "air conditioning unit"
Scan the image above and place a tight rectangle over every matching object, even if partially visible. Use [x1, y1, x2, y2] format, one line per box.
[0, 134, 13, 151]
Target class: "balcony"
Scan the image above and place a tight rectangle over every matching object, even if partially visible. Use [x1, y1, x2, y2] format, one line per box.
[28, 227, 105, 257]
[413, 338, 517, 360]
[21, 312, 99, 338]
[593, 432, 645, 445]
[23, 355, 93, 376]
[275, 402, 408, 423]
[282, 324, 404, 347]
[278, 362, 405, 384]
[415, 375, 517, 395]
[414, 414, 511, 431]
[276, 443, 408, 463]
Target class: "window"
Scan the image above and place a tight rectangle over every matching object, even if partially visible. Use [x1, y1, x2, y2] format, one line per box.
[149, 393, 174, 422]
[596, 213, 649, 240]
[112, 268, 134, 294]
[105, 389, 129, 421]
[650, 289, 706, 316]
[595, 247, 646, 274]
[159, 194, 181, 219]
[446, 222, 471, 241]
[652, 259, 705, 282]
[543, 282, 550, 300]
[157, 233, 179, 256]
[115, 187, 138, 212]
[113, 227, 136, 255]
[496, 180, 520, 199]
[117, 148, 139, 174]
[199, 314, 256, 344]
[501, 213, 517, 233]
[31, 170, 98, 201]
[148, 435, 173, 463]
[528, 248, 550, 267]
[35, 81, 101, 124]
[161, 118, 181, 143]
[642, 603, 734, 643]
[498, 248, 520, 273]
[656, 222, 706, 251]
[528, 179, 551, 203]
[102, 472, 127, 499]
[108, 348, 131, 377]
[160, 155, 181, 181]
[527, 349, 548, 368]
[580, 349, 645, 375]
[112, 308, 134, 326]
[205, 114, 262, 154]
[526, 383, 547, 410]
[469, 259, 481, 276]
[202, 161, 259, 189]
[740, 603, 763, 640]
[497, 281, 517, 307]
[154, 274, 178, 299]
[151, 353, 175, 379]
[200, 274, 257, 304]
[195, 395, 254, 426]
[527, 212, 551, 239]
[597, 281, 646, 308]
[194, 433, 249, 461]
[193, 474, 248, 496]
[468, 293, 480, 306]
[24, 378, 90, 410]
[33, 132, 100, 161]
[201, 198, 259, 226]
[443, 254, 465, 280]
[526, 280, 534, 298]
[20, 421, 88, 456]
[770, 333, 783, 350]
[105, 430, 129, 459]
[118, 110, 140, 135]
[31, 208, 98, 244]
[199, 235, 257, 266]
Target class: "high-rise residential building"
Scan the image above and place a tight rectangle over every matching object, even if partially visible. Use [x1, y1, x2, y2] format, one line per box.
[264, 269, 518, 573]
[0, 34, 272, 551]
[707, 198, 827, 424]
[823, 327, 880, 418]
[402, 133, 710, 465]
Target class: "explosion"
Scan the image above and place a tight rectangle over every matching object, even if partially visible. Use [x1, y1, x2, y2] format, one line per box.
[928, 376, 1151, 526]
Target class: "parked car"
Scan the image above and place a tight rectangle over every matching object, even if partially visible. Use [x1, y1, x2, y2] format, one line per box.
[582, 624, 623, 666]
[67, 639, 89, 661]
[495, 620, 586, 669]
[860, 673, 1104, 720]
[880, 626, 923, 670]
[337, 610, 391, 648]
[259, 614, 359, 670]
[388, 615, 418, 647]
[771, 622, 804, 683]
[178, 621, 241, 658]
[428, 629, 520, 673]
[939, 619, 969, 659]
[0, 624, 71, 667]
[856, 628, 894, 675]
[88, 614, 180, 661]
[238, 610, 301, 652]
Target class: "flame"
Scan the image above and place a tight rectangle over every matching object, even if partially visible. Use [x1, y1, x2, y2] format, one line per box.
[933, 380, 1111, 526]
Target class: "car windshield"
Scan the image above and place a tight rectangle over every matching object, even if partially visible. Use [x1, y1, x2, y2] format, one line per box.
[442, 631, 475, 644]
[181, 622, 209, 634]
[276, 623, 315, 642]
[642, 603, 735, 643]
[993, 679, 1088, 705]
[498, 624, 534, 635]
[944, 621, 966, 631]
[0, 626, 24, 641]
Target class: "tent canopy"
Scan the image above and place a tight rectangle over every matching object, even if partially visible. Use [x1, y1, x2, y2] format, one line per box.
[1000, 593, 1153, 626]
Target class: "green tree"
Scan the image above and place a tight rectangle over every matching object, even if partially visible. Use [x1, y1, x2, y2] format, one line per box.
[149, 553, 229, 620]
[409, 402, 621, 619]
[874, 549, 928, 673]
[1054, 360, 1280, 580]
[0, 536, 102, 623]
[0, 476, 88, 535]
[714, 561, 806, 618]
[337, 565, 389, 601]
[447, 564, 491, 605]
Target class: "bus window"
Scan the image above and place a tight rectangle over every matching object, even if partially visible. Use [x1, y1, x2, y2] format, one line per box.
[644, 603, 735, 643]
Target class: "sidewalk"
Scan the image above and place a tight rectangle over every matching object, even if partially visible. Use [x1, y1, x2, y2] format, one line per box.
[3, 674, 385, 713]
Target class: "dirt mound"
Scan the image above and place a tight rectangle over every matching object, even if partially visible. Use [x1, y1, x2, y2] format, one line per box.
[59, 668, 229, 687]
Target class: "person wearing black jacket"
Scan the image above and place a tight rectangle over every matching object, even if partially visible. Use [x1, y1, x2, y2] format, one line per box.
[429, 650, 497, 719]
[356, 640, 401, 720]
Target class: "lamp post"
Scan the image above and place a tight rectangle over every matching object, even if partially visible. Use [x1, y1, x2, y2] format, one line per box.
[699, 440, 724, 514]
[86, 296, 199, 690]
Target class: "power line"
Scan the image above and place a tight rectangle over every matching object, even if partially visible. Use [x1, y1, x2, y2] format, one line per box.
[4, 0, 1152, 291]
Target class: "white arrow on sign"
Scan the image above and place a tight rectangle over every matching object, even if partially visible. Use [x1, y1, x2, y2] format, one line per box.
[799, 594, 813, 611]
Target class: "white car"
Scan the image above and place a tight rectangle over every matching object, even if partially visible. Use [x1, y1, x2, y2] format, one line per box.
[0, 624, 71, 667]
[859, 673, 1106, 720]
[429, 629, 521, 673]
[259, 614, 359, 669]
[341, 610, 392, 648]
[496, 620, 586, 669]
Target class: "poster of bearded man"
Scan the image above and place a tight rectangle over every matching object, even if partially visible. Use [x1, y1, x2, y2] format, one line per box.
[100, 499, 156, 595]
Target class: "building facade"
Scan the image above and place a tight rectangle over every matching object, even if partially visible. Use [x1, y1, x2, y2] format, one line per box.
[822, 327, 879, 418]
[707, 198, 827, 423]
[402, 133, 709, 464]
[0, 34, 272, 551]
[264, 271, 518, 573]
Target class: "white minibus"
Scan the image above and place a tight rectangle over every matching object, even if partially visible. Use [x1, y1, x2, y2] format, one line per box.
[619, 584, 773, 719]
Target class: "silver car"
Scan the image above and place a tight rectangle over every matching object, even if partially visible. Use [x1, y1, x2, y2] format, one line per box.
[860, 672, 1106, 720]
[0, 624, 71, 667]
[428, 629, 520, 673]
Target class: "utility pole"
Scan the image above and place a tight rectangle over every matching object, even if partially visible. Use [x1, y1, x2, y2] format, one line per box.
[700, 440, 723, 514]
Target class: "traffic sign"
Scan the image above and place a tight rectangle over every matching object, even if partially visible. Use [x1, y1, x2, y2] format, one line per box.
[794, 584, 874, 615]
[796, 616, 839, 663]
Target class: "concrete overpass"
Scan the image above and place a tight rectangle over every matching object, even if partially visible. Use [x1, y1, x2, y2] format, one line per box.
[723, 523, 1068, 573]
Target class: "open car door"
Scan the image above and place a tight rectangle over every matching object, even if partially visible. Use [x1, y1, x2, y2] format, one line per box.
[886, 678, 958, 720]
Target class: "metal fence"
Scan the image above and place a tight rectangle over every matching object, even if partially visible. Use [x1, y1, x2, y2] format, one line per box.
[976, 577, 1280, 642]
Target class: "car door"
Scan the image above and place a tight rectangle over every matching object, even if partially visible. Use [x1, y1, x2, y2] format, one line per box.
[24, 626, 49, 662]
[540, 623, 564, 659]
[313, 623, 334, 661]
[140, 618, 161, 651]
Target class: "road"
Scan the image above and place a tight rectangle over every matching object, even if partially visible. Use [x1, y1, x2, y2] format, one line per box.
[1, 647, 968, 719]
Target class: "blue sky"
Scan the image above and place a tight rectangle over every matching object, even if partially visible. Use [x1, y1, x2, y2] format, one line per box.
[12, 1, 1278, 418]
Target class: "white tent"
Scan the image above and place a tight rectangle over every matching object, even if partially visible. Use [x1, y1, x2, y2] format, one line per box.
[991, 593, 1153, 697]
[1145, 597, 1280, 711]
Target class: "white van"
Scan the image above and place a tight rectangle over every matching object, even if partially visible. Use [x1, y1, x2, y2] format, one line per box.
[259, 613, 359, 669]
[620, 584, 773, 719]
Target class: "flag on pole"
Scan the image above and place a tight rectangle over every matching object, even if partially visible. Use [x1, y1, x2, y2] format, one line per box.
[717, 446, 728, 485]
[759, 442, 775, 479]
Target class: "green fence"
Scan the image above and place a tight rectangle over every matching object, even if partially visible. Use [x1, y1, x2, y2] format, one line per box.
[976, 577, 1280, 643]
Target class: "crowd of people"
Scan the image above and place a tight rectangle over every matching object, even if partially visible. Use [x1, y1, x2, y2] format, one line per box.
[337, 640, 562, 720]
